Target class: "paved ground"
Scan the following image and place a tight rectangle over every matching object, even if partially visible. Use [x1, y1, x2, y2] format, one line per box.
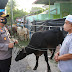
[10, 48, 34, 72]
[10, 46, 60, 72]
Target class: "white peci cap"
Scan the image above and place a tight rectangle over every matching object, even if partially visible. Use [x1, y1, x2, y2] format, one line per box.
[66, 15, 72, 22]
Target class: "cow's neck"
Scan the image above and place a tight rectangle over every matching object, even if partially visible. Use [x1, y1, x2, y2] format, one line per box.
[25, 46, 33, 55]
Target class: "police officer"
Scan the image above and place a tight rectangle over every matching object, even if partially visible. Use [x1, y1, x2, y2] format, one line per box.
[0, 12, 18, 72]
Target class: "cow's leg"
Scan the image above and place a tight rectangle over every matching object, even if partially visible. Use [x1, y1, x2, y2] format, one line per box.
[33, 56, 39, 70]
[50, 49, 56, 59]
[44, 51, 51, 72]
[25, 34, 26, 41]
[26, 34, 27, 41]
[27, 34, 29, 41]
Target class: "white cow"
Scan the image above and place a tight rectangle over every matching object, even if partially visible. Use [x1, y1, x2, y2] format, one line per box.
[17, 26, 29, 41]
[23, 27, 29, 41]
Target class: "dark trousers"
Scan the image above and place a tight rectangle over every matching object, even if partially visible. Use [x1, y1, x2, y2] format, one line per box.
[0, 57, 11, 72]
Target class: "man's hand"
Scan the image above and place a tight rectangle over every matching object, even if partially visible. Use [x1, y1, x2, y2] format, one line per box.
[8, 43, 14, 48]
[10, 38, 18, 44]
[14, 40, 18, 44]
[54, 52, 59, 62]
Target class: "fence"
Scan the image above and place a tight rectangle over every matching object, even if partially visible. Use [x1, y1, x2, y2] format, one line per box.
[24, 18, 67, 39]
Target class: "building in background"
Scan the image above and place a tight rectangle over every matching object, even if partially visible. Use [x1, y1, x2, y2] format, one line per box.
[26, 1, 72, 22]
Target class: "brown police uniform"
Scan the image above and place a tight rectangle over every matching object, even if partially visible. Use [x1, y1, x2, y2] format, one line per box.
[0, 26, 12, 72]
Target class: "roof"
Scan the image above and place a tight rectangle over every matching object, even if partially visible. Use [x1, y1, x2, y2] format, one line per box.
[0, 0, 8, 9]
[34, 0, 72, 5]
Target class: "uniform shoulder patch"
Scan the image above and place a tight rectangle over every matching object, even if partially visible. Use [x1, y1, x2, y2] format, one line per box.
[0, 29, 5, 34]
[0, 30, 3, 32]
[4, 37, 7, 40]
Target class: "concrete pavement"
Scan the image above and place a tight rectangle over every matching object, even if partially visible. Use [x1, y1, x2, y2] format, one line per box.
[10, 47, 60, 72]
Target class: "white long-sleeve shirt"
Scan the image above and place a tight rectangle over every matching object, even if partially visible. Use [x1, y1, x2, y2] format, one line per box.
[58, 33, 72, 72]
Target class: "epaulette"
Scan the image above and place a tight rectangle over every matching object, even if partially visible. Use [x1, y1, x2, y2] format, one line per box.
[0, 29, 6, 34]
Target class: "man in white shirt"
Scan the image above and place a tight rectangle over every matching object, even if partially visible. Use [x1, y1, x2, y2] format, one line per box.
[54, 15, 72, 72]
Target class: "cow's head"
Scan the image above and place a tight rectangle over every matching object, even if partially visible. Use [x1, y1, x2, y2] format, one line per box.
[15, 48, 26, 61]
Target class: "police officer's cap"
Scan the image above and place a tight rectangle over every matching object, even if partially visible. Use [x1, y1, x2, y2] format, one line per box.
[0, 12, 9, 17]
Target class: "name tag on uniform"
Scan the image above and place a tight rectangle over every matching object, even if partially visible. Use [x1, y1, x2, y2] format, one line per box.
[4, 37, 6, 40]
[0, 27, 2, 29]
[1, 30, 3, 32]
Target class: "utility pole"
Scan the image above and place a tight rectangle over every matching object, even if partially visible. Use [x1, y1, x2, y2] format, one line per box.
[11, 0, 13, 36]
[49, 0, 50, 19]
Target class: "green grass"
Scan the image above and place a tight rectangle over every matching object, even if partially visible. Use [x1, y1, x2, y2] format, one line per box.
[18, 40, 30, 46]
[14, 40, 30, 48]
[13, 34, 30, 48]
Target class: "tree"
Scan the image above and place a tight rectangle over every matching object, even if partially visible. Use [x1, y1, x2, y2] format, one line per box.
[6, 0, 29, 25]
[13, 9, 28, 21]
[30, 7, 45, 15]
[6, 0, 16, 24]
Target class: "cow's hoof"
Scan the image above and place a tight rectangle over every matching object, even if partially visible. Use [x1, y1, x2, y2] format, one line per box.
[48, 57, 52, 60]
[47, 69, 51, 72]
[33, 67, 37, 70]
[48, 70, 51, 72]
[49, 57, 52, 60]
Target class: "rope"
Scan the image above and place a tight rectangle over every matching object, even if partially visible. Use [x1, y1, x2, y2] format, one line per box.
[13, 43, 24, 54]
[27, 45, 55, 51]
[26, 46, 48, 51]
[15, 44, 56, 52]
